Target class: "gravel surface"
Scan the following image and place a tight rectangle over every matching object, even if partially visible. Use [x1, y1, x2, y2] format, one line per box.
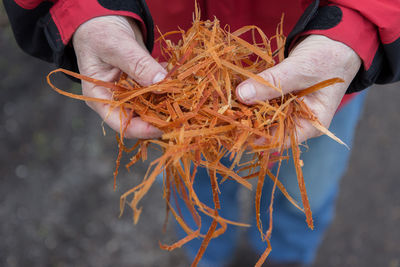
[1, 17, 399, 267]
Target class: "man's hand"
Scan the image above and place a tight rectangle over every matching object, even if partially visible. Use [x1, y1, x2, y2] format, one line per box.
[236, 35, 361, 144]
[73, 16, 166, 139]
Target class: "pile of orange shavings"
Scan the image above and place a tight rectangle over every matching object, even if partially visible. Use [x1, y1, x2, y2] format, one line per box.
[47, 7, 345, 267]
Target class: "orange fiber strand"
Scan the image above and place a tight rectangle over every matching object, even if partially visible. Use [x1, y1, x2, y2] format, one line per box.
[47, 6, 347, 266]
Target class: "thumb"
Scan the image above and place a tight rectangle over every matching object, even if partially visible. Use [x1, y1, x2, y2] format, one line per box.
[235, 35, 361, 105]
[104, 38, 167, 86]
[236, 58, 312, 105]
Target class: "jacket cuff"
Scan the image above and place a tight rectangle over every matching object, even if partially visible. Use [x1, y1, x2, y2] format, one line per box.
[285, 1, 379, 93]
[46, 0, 154, 72]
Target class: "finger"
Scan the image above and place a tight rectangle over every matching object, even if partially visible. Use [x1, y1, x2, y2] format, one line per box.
[252, 116, 326, 152]
[83, 82, 162, 139]
[102, 37, 167, 87]
[236, 58, 319, 105]
[97, 104, 163, 139]
[288, 118, 321, 145]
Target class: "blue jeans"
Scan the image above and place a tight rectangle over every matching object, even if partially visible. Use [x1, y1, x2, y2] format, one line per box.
[173, 91, 367, 266]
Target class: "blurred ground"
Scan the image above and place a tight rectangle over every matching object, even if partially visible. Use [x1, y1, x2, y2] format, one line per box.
[1, 10, 400, 267]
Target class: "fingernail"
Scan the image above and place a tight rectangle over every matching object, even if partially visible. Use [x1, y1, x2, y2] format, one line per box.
[238, 83, 256, 102]
[152, 72, 166, 84]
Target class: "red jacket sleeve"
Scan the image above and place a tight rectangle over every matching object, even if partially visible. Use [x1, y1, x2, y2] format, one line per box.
[3, 0, 154, 73]
[286, 0, 400, 93]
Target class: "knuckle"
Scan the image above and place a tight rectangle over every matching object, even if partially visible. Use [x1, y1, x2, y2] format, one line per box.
[260, 71, 279, 88]
[293, 59, 322, 84]
[258, 70, 283, 98]
[130, 54, 152, 79]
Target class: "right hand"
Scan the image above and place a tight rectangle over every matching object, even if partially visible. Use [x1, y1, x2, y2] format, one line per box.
[72, 16, 166, 139]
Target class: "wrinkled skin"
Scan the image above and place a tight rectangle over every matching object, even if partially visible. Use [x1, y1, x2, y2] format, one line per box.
[73, 15, 361, 143]
[73, 16, 166, 139]
[236, 35, 361, 144]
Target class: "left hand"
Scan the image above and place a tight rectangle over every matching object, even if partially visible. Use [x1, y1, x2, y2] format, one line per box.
[236, 35, 361, 144]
